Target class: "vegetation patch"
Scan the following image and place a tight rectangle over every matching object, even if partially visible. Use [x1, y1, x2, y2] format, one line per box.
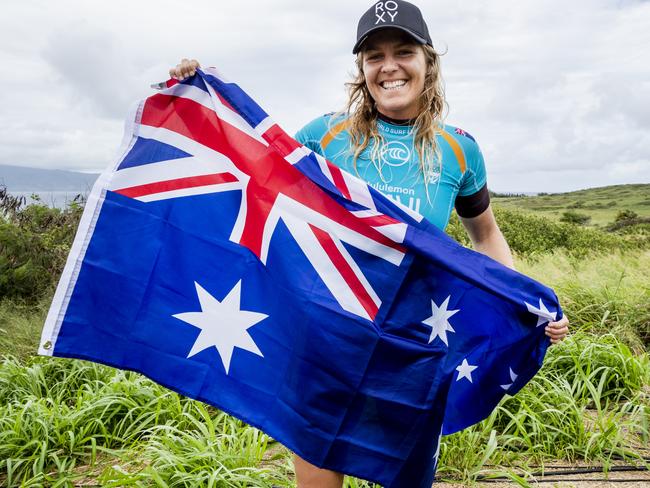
[446, 207, 643, 258]
[0, 187, 83, 302]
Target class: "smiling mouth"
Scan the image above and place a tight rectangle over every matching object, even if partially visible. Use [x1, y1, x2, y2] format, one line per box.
[380, 80, 407, 90]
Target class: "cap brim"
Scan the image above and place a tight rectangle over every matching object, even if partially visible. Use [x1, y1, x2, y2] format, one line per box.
[352, 26, 429, 54]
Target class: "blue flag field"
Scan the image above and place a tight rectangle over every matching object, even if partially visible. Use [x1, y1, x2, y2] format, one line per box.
[39, 68, 561, 487]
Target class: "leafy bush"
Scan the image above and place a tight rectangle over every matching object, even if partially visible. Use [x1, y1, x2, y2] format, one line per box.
[615, 209, 639, 223]
[446, 207, 638, 258]
[560, 210, 591, 225]
[0, 186, 82, 302]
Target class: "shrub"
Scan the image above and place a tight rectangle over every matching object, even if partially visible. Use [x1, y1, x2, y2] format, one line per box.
[446, 207, 638, 258]
[0, 186, 82, 302]
[567, 201, 584, 209]
[615, 209, 639, 223]
[560, 210, 591, 225]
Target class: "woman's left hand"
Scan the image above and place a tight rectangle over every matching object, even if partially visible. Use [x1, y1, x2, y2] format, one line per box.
[545, 315, 570, 344]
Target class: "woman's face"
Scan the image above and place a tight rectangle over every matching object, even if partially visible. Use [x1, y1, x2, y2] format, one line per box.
[361, 29, 427, 120]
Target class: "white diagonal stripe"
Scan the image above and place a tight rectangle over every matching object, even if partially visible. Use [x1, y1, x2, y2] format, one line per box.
[281, 214, 371, 321]
[255, 116, 275, 135]
[265, 194, 405, 266]
[285, 146, 311, 165]
[327, 230, 381, 311]
[313, 152, 336, 185]
[341, 170, 377, 210]
[110, 156, 237, 192]
[161, 81, 268, 146]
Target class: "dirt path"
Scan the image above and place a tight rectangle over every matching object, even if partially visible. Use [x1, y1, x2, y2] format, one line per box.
[442, 463, 650, 487]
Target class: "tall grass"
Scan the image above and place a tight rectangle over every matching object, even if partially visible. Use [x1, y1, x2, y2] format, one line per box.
[0, 299, 46, 362]
[517, 250, 650, 348]
[1, 328, 647, 486]
[437, 331, 649, 481]
[0, 358, 289, 487]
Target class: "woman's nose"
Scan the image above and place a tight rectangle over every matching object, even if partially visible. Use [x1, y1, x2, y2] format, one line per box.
[380, 55, 399, 72]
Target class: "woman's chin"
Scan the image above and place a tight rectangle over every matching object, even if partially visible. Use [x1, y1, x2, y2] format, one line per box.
[377, 105, 418, 120]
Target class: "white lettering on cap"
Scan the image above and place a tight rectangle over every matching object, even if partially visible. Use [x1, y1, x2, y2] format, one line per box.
[375, 2, 398, 24]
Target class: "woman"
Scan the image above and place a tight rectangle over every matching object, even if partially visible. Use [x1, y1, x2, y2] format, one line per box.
[170, 1, 569, 486]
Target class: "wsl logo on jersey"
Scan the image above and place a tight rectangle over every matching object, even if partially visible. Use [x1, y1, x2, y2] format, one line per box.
[381, 141, 410, 168]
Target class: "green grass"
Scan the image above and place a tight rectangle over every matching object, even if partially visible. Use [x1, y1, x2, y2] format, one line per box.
[0, 299, 46, 362]
[493, 183, 650, 228]
[517, 250, 650, 348]
[1, 329, 646, 486]
[438, 329, 649, 474]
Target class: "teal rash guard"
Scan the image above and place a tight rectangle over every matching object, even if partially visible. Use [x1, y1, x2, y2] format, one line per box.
[295, 113, 490, 231]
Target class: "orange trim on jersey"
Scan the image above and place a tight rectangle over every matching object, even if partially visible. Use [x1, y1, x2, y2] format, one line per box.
[439, 130, 466, 173]
[321, 120, 350, 150]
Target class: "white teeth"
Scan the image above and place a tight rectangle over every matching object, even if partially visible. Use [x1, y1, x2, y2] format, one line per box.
[381, 80, 407, 90]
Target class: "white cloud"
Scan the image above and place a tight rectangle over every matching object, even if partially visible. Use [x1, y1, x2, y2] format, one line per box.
[0, 0, 648, 191]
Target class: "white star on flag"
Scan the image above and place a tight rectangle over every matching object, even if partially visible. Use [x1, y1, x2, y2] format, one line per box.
[422, 295, 459, 345]
[173, 280, 268, 374]
[500, 367, 519, 390]
[455, 358, 478, 383]
[525, 298, 557, 326]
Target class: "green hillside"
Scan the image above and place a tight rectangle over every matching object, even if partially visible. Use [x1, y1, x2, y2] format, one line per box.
[493, 183, 650, 227]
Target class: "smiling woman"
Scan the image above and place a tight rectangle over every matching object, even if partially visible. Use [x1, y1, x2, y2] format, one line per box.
[168, 1, 570, 486]
[360, 30, 427, 120]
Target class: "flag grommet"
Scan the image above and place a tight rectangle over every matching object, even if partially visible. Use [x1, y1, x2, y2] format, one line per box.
[42, 341, 52, 350]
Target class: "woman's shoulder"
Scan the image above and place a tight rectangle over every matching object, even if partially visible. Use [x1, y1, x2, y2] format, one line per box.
[441, 123, 484, 159]
[295, 112, 350, 146]
[442, 123, 479, 145]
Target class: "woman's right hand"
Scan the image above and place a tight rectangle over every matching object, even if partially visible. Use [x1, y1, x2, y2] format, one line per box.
[169, 58, 201, 80]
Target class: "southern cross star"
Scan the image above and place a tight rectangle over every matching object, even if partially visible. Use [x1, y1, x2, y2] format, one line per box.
[173, 280, 268, 374]
[500, 367, 519, 391]
[422, 295, 459, 345]
[525, 298, 557, 327]
[455, 358, 478, 383]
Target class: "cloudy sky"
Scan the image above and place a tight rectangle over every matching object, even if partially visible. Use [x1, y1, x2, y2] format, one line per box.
[1, 0, 648, 192]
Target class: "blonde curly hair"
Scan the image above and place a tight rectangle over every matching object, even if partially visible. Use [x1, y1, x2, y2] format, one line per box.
[342, 43, 447, 188]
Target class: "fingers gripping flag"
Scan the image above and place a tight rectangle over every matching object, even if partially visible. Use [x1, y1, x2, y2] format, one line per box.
[39, 68, 561, 487]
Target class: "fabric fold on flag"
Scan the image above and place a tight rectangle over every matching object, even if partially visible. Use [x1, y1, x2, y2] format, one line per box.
[39, 68, 561, 487]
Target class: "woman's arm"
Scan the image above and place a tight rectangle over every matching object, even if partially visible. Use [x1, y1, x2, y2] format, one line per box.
[459, 204, 514, 269]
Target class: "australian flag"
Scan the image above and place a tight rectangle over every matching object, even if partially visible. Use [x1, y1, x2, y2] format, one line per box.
[39, 68, 561, 487]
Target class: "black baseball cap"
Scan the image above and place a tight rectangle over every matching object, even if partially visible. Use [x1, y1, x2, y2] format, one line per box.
[353, 0, 432, 54]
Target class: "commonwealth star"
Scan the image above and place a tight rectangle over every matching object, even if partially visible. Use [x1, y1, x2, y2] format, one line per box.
[173, 280, 268, 374]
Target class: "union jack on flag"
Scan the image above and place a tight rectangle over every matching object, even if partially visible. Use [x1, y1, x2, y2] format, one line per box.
[40, 68, 561, 487]
[111, 71, 411, 322]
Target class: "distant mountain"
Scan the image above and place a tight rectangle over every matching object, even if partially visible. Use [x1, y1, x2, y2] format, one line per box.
[0, 164, 98, 192]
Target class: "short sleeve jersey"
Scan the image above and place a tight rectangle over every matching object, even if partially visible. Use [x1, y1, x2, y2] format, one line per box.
[295, 114, 487, 231]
